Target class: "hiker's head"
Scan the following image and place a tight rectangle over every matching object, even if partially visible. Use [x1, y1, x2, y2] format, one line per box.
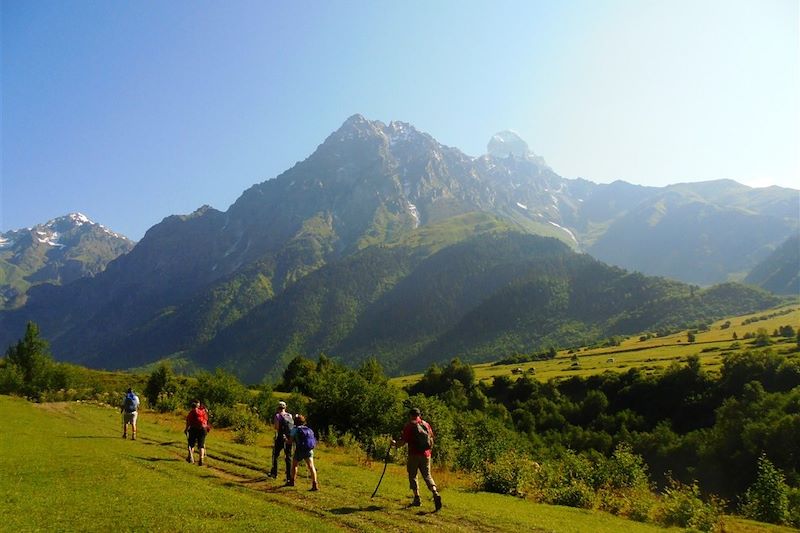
[409, 408, 421, 420]
[127, 388, 133, 394]
[277, 401, 287, 411]
[191, 400, 199, 408]
[295, 414, 306, 425]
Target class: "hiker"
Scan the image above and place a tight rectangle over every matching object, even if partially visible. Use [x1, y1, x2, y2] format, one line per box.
[120, 388, 140, 440]
[270, 401, 294, 483]
[288, 414, 319, 491]
[392, 407, 442, 511]
[184, 400, 210, 466]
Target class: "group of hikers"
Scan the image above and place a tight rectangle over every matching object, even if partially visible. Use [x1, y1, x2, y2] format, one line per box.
[120, 390, 442, 510]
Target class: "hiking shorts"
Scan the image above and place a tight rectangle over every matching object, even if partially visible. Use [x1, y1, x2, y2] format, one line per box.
[294, 449, 314, 462]
[188, 427, 207, 449]
[123, 411, 138, 425]
[407, 454, 436, 492]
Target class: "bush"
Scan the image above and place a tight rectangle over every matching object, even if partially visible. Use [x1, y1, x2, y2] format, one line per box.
[788, 487, 800, 528]
[479, 449, 538, 496]
[656, 479, 721, 532]
[190, 369, 247, 408]
[596, 444, 650, 490]
[551, 482, 595, 508]
[154, 391, 183, 413]
[741, 454, 789, 524]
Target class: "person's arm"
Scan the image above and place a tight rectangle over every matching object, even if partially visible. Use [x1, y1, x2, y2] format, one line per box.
[392, 424, 408, 447]
[273, 413, 281, 432]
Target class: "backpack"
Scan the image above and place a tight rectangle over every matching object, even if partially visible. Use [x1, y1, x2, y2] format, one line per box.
[413, 420, 433, 451]
[294, 426, 316, 454]
[278, 412, 294, 437]
[123, 393, 138, 413]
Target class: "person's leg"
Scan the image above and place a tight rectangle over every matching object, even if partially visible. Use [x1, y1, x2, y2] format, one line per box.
[407, 456, 421, 505]
[270, 437, 281, 477]
[306, 457, 318, 490]
[283, 440, 292, 483]
[187, 431, 195, 463]
[197, 430, 207, 466]
[419, 456, 442, 510]
[131, 412, 138, 440]
[289, 458, 298, 486]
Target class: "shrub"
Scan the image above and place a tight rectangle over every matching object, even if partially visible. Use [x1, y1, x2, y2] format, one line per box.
[551, 482, 594, 508]
[788, 487, 800, 528]
[741, 454, 789, 524]
[228, 407, 265, 445]
[596, 444, 650, 490]
[656, 479, 721, 532]
[154, 391, 183, 413]
[479, 450, 538, 496]
[190, 369, 247, 408]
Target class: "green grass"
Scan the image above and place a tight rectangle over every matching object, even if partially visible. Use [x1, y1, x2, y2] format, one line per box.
[2, 395, 681, 532]
[392, 303, 800, 388]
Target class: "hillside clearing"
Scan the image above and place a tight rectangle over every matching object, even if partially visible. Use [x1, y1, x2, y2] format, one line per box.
[392, 304, 800, 388]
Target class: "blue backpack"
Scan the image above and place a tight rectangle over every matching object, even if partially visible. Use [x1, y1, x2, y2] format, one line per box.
[123, 393, 138, 413]
[295, 426, 316, 453]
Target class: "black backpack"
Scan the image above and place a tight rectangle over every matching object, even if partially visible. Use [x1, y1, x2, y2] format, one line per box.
[413, 420, 433, 451]
[278, 412, 294, 437]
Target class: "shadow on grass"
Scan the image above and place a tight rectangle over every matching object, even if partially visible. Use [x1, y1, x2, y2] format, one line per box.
[138, 457, 180, 462]
[63, 435, 118, 439]
[329, 505, 385, 515]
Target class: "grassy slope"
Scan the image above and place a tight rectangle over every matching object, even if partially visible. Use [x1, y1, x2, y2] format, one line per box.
[1, 395, 676, 533]
[392, 304, 800, 387]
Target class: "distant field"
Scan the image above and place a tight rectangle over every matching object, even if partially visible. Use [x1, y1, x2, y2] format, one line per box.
[392, 303, 800, 388]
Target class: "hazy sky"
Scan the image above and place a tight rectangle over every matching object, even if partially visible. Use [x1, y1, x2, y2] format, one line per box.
[2, 0, 798, 240]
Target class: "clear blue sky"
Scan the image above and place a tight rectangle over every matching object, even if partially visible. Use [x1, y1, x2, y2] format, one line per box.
[2, 0, 798, 240]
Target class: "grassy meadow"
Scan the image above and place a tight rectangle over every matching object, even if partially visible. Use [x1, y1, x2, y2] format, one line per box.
[3, 395, 798, 532]
[392, 304, 800, 388]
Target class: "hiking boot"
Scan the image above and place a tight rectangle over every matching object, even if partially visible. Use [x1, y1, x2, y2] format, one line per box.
[131, 434, 136, 441]
[310, 482, 319, 491]
[286, 480, 295, 487]
[122, 433, 127, 439]
[411, 496, 421, 507]
[186, 456, 194, 464]
[267, 471, 277, 479]
[198, 459, 204, 466]
[433, 493, 442, 511]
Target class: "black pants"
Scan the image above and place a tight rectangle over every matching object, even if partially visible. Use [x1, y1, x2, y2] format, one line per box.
[271, 435, 292, 480]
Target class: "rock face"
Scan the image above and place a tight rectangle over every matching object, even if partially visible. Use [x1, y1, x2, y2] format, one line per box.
[487, 130, 531, 158]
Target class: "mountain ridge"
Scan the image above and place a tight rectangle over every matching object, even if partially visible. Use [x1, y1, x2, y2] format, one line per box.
[0, 115, 796, 379]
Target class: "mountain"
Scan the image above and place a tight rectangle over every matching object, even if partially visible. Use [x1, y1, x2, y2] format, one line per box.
[745, 233, 800, 295]
[0, 115, 795, 379]
[189, 227, 781, 381]
[0, 213, 134, 308]
[586, 186, 797, 285]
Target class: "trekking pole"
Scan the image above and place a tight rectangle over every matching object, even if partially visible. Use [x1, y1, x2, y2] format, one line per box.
[370, 441, 393, 499]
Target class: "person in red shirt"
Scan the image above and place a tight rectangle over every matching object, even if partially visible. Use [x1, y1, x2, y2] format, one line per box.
[184, 400, 210, 466]
[392, 407, 442, 511]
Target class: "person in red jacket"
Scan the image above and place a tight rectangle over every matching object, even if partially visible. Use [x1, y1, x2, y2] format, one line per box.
[392, 407, 442, 511]
[184, 400, 210, 466]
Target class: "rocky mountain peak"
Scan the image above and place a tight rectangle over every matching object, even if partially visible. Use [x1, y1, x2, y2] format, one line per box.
[487, 130, 530, 158]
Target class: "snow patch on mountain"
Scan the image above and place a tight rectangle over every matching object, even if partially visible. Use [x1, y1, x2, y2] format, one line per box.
[407, 201, 420, 228]
[548, 221, 578, 244]
[516, 202, 528, 210]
